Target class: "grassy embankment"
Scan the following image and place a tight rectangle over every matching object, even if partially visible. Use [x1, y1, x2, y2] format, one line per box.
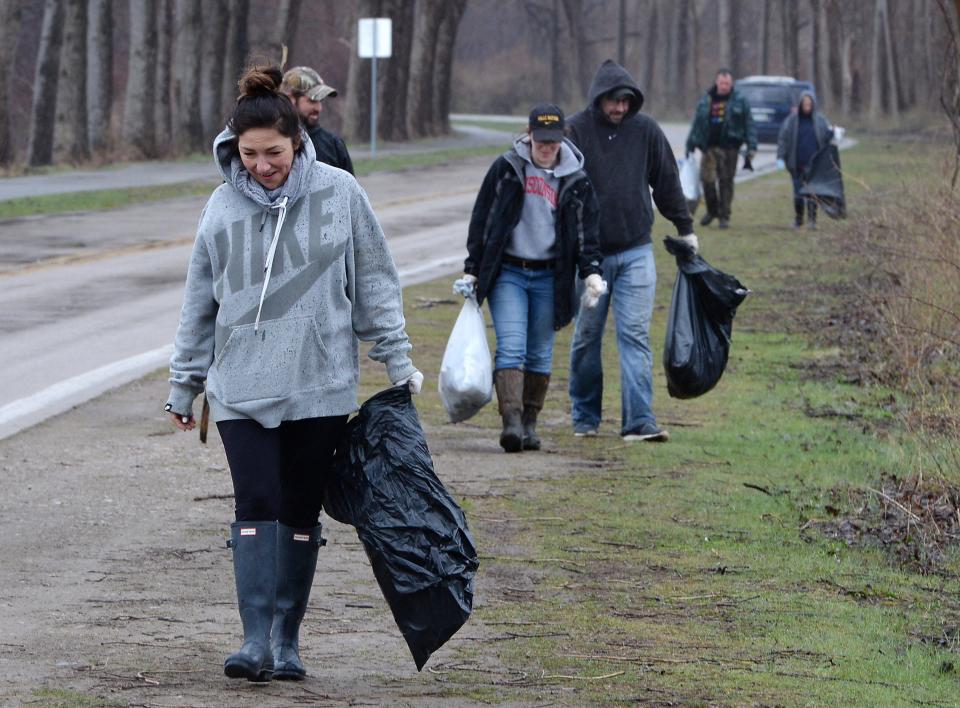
[361, 135, 960, 704]
[0, 144, 503, 220]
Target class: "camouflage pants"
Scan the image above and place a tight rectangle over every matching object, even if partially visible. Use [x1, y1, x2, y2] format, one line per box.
[700, 146, 739, 220]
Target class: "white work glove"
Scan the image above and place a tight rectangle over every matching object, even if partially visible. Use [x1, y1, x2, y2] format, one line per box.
[453, 273, 477, 297]
[775, 158, 785, 171]
[581, 273, 608, 309]
[677, 233, 699, 255]
[395, 370, 424, 395]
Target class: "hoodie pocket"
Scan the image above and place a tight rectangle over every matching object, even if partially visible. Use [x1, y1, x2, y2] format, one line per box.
[213, 316, 332, 405]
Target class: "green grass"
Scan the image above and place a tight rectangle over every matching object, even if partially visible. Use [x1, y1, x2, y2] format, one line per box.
[380, 136, 960, 704]
[0, 146, 504, 220]
[30, 688, 116, 707]
[0, 180, 218, 219]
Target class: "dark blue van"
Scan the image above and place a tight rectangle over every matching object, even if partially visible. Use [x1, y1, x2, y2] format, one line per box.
[735, 76, 817, 144]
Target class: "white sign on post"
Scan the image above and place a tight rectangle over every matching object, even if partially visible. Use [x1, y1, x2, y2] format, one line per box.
[358, 18, 392, 58]
[358, 17, 392, 158]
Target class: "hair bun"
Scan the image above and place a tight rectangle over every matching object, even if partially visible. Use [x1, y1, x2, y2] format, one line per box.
[238, 66, 283, 98]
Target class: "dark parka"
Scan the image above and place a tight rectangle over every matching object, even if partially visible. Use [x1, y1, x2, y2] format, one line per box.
[307, 124, 355, 175]
[464, 141, 602, 330]
[776, 92, 833, 174]
[685, 87, 758, 154]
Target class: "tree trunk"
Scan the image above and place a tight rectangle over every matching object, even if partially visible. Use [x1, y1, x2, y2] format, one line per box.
[676, 0, 693, 110]
[760, 0, 771, 74]
[617, 0, 627, 65]
[123, 0, 157, 158]
[405, 0, 445, 139]
[643, 1, 658, 94]
[825, 0, 844, 109]
[718, 0, 731, 70]
[344, 0, 378, 143]
[430, 0, 466, 134]
[782, 0, 799, 76]
[221, 0, 249, 117]
[869, 0, 899, 119]
[269, 0, 301, 64]
[0, 0, 23, 166]
[841, 32, 854, 115]
[85, 0, 112, 156]
[53, 0, 89, 163]
[810, 0, 821, 95]
[154, 0, 173, 154]
[377, 0, 414, 141]
[172, 0, 203, 154]
[561, 0, 591, 102]
[200, 0, 229, 142]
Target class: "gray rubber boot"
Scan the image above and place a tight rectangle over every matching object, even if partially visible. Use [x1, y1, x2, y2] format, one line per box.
[494, 368, 524, 453]
[521, 372, 550, 451]
[271, 524, 324, 680]
[224, 521, 277, 682]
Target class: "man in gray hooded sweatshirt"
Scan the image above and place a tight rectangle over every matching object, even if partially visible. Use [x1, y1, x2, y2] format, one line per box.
[565, 59, 698, 442]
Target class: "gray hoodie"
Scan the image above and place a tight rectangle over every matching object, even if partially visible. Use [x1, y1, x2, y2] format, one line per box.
[166, 128, 416, 427]
[506, 136, 585, 261]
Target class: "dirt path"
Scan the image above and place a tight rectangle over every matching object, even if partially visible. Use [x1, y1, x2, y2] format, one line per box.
[0, 361, 585, 706]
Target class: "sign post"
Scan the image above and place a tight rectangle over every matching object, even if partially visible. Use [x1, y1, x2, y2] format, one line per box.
[358, 18, 392, 158]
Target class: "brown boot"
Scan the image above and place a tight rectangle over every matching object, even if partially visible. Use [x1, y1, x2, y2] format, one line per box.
[494, 369, 524, 453]
[521, 372, 550, 451]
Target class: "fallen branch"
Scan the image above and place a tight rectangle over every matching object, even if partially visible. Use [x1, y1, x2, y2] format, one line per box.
[743, 482, 772, 496]
[867, 487, 923, 524]
[540, 670, 625, 681]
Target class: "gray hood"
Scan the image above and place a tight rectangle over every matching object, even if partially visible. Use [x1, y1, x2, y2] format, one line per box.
[512, 135, 585, 178]
[213, 126, 317, 208]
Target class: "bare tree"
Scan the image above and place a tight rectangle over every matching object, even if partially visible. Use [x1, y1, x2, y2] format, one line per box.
[28, 0, 64, 166]
[718, 0, 732, 71]
[155, 0, 173, 154]
[781, 0, 799, 76]
[0, 0, 23, 166]
[86, 0, 112, 156]
[869, 0, 900, 120]
[759, 0, 771, 74]
[430, 0, 467, 134]
[220, 0, 249, 117]
[270, 0, 302, 63]
[378, 0, 415, 141]
[344, 0, 377, 142]
[200, 0, 229, 142]
[406, 0, 446, 139]
[123, 0, 157, 158]
[172, 0, 203, 154]
[937, 0, 960, 185]
[53, 0, 89, 163]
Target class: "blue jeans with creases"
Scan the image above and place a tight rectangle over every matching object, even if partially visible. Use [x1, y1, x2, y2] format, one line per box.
[487, 263, 556, 374]
[568, 243, 657, 434]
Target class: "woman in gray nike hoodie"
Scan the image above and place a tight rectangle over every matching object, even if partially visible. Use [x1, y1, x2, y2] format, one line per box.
[165, 66, 421, 683]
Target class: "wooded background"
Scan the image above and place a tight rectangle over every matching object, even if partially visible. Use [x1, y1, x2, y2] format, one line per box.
[0, 0, 955, 168]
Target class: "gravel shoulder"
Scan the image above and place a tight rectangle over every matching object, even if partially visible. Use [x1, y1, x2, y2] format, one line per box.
[0, 361, 588, 706]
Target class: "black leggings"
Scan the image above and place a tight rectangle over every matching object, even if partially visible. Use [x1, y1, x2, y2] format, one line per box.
[217, 416, 348, 527]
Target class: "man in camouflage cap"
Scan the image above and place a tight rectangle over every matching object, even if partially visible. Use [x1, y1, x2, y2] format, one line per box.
[281, 66, 354, 175]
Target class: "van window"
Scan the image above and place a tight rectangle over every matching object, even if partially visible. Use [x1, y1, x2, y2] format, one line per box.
[737, 85, 792, 106]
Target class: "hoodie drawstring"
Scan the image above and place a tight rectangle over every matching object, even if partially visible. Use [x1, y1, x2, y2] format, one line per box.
[254, 196, 289, 332]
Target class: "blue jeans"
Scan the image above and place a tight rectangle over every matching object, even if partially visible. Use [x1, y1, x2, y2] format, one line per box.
[487, 264, 556, 374]
[569, 243, 656, 434]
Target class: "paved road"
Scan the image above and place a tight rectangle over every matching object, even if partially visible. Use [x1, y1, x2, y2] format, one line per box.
[0, 122, 846, 439]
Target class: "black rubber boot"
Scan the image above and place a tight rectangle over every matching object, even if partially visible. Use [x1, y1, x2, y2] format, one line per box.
[701, 182, 719, 226]
[494, 368, 524, 453]
[807, 198, 818, 230]
[521, 372, 550, 451]
[224, 521, 277, 682]
[271, 524, 324, 680]
[793, 197, 804, 228]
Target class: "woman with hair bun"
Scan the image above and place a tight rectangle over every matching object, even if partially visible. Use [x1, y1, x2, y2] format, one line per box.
[164, 65, 423, 682]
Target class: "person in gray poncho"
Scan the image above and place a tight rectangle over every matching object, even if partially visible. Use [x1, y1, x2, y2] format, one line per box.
[165, 65, 422, 683]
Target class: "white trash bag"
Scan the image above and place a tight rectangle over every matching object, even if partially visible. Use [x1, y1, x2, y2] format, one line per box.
[679, 155, 701, 215]
[438, 294, 493, 423]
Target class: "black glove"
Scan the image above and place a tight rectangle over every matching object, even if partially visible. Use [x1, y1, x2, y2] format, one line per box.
[743, 153, 754, 172]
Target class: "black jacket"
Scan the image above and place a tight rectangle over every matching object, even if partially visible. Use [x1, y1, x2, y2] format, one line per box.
[566, 60, 693, 254]
[464, 143, 603, 330]
[308, 124, 354, 175]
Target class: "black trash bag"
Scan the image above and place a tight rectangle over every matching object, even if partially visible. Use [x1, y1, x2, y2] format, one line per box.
[324, 386, 478, 670]
[662, 237, 750, 399]
[799, 143, 846, 219]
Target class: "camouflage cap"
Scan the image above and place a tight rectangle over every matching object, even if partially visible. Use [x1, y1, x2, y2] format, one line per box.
[281, 66, 338, 102]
